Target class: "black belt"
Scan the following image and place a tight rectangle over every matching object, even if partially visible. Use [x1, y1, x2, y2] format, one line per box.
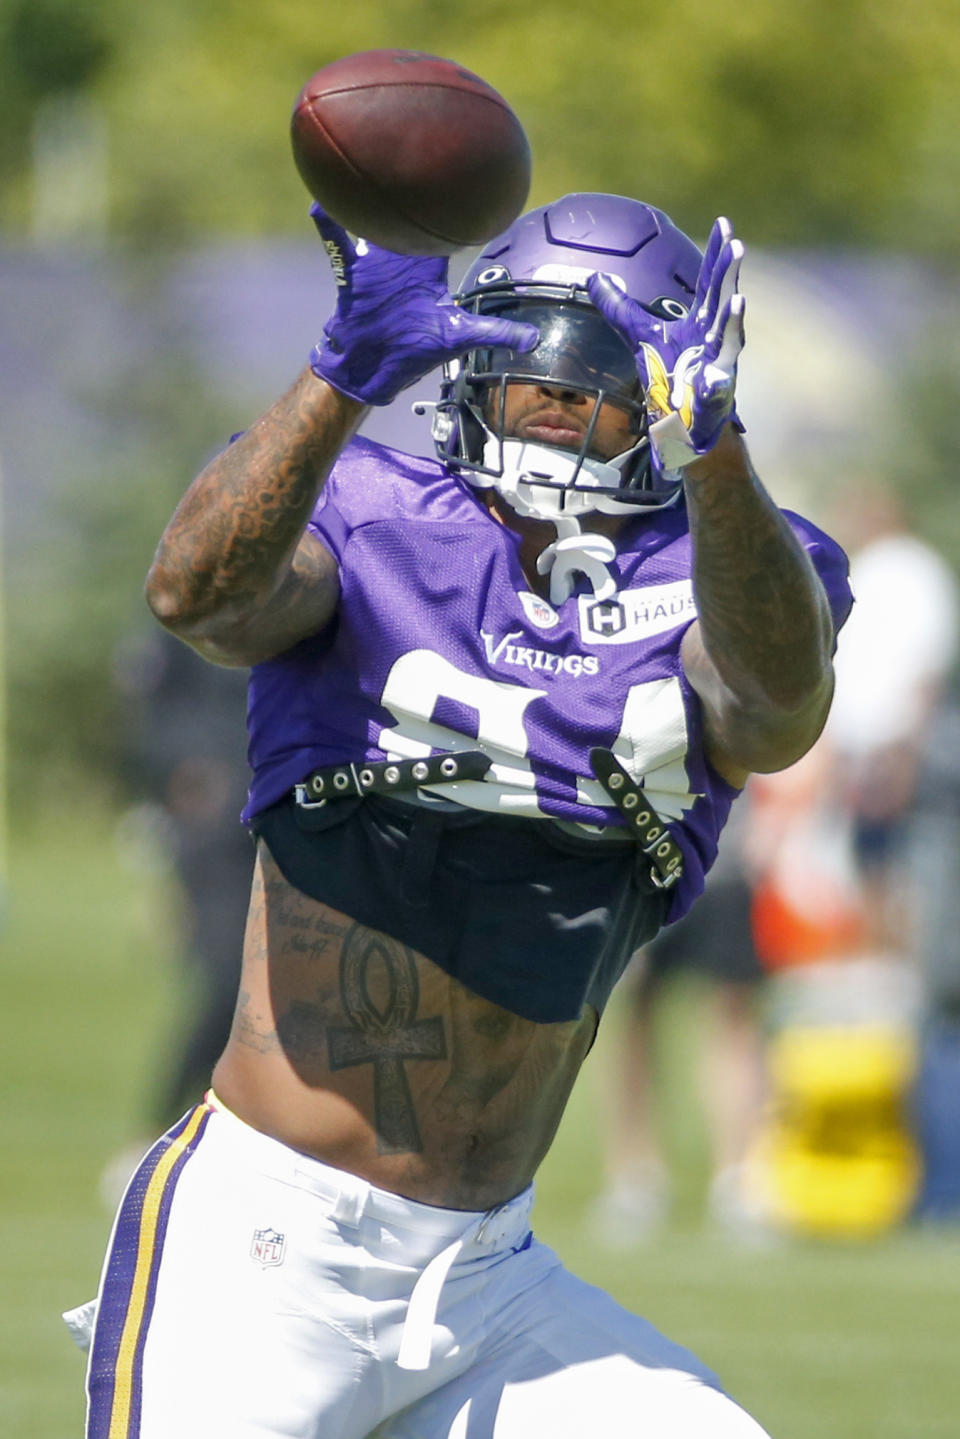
[293, 747, 684, 890]
[294, 750, 492, 807]
[589, 748, 685, 890]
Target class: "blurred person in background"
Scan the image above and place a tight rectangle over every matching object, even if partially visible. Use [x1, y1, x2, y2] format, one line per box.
[740, 485, 960, 1239]
[906, 683, 960, 1220]
[828, 483, 960, 1225]
[744, 737, 921, 1239]
[827, 482, 959, 959]
[102, 630, 252, 1199]
[589, 790, 770, 1242]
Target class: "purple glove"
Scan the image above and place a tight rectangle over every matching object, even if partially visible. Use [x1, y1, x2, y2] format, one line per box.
[308, 204, 539, 406]
[587, 218, 745, 471]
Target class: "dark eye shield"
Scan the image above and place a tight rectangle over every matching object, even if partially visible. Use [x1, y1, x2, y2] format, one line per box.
[468, 300, 642, 407]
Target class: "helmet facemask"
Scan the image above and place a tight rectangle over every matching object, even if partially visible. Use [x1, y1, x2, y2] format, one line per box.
[433, 282, 665, 525]
[421, 193, 702, 600]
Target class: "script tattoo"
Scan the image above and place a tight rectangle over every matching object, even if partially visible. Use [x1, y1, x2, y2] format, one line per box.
[327, 927, 446, 1154]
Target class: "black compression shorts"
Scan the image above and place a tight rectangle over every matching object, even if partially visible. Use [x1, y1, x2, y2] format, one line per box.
[250, 793, 670, 1025]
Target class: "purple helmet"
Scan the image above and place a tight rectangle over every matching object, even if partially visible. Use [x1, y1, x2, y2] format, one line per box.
[432, 193, 703, 512]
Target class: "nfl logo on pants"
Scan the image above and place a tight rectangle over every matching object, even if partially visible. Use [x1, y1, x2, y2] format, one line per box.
[250, 1227, 286, 1267]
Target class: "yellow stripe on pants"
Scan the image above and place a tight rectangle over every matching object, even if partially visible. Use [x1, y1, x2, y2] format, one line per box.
[108, 1105, 208, 1439]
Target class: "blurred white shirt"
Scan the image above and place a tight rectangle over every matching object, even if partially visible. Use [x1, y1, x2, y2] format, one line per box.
[829, 533, 959, 754]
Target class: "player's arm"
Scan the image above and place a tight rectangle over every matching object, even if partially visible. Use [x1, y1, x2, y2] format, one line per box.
[679, 425, 835, 783]
[146, 371, 363, 667]
[588, 219, 835, 783]
[146, 207, 538, 668]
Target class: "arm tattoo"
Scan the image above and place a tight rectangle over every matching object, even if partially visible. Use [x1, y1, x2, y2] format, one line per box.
[684, 454, 833, 715]
[327, 926, 447, 1154]
[147, 371, 364, 657]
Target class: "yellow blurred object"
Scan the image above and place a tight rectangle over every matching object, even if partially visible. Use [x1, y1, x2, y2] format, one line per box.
[749, 1025, 920, 1237]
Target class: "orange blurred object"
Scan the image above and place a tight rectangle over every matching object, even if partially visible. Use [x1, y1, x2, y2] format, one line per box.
[751, 875, 868, 970]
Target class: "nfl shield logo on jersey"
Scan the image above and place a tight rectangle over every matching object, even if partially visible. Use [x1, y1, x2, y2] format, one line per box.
[250, 1226, 286, 1267]
[518, 589, 559, 629]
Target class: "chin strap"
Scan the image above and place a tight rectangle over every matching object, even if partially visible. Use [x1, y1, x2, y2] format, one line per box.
[468, 435, 627, 603]
[536, 516, 618, 604]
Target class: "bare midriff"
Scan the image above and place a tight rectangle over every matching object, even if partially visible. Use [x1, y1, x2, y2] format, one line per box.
[211, 844, 597, 1211]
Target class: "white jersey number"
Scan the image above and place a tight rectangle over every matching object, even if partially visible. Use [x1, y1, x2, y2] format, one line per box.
[378, 648, 695, 819]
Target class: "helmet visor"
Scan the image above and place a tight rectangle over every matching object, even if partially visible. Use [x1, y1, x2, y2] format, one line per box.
[468, 299, 642, 408]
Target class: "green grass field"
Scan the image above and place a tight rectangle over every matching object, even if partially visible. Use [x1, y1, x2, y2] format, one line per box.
[2, 806, 958, 1437]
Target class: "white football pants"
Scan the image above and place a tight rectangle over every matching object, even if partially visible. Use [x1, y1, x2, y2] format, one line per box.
[76, 1094, 771, 1438]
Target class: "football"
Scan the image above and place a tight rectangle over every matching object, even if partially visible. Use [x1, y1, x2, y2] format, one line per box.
[290, 49, 531, 255]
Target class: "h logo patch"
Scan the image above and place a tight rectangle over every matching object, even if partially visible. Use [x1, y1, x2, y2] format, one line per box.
[586, 600, 626, 637]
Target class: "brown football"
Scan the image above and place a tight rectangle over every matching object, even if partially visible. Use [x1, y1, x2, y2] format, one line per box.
[290, 50, 531, 255]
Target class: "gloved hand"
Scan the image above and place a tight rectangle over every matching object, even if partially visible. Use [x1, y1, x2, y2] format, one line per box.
[587, 218, 745, 472]
[308, 204, 539, 406]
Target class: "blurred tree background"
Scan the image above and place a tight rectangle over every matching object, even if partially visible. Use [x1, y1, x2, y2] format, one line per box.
[1, 0, 960, 808]
[1, 0, 959, 250]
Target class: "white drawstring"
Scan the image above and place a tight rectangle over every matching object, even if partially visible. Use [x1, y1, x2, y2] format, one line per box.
[395, 1201, 526, 1370]
[396, 1235, 467, 1370]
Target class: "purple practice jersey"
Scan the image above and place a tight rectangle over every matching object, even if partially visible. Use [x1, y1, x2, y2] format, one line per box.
[245, 436, 852, 921]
